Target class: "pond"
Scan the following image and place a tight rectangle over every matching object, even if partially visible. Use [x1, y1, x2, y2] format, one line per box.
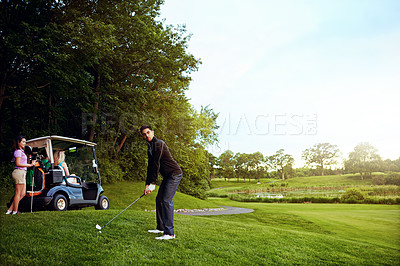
[253, 192, 284, 198]
[234, 189, 347, 198]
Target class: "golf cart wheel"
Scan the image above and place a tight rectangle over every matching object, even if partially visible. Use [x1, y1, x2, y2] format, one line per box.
[95, 195, 109, 210]
[52, 194, 68, 211]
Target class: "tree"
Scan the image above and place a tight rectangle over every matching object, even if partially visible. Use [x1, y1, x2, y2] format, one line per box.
[206, 150, 217, 180]
[268, 149, 294, 181]
[345, 142, 382, 179]
[0, 0, 218, 198]
[302, 143, 341, 176]
[249, 152, 265, 183]
[0, 0, 85, 140]
[218, 150, 235, 181]
[234, 153, 252, 182]
[382, 158, 400, 172]
[218, 151, 265, 182]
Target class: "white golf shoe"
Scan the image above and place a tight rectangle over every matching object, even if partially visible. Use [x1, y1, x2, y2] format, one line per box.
[148, 229, 164, 234]
[155, 235, 175, 240]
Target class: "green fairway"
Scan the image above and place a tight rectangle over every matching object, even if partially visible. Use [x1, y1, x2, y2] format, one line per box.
[1, 185, 399, 265]
[209, 198, 400, 250]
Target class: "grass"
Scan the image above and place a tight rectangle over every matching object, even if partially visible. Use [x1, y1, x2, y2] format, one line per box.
[1, 198, 399, 265]
[1, 178, 400, 265]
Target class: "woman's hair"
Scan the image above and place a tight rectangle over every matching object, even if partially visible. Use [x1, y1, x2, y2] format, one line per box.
[13, 135, 26, 150]
[54, 151, 65, 165]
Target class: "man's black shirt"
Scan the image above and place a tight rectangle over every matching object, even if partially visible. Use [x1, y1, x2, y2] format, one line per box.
[146, 137, 182, 185]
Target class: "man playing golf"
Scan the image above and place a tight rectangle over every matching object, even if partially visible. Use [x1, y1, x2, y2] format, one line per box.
[141, 125, 182, 240]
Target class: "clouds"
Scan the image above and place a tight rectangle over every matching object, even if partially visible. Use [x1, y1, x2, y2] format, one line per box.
[161, 0, 400, 165]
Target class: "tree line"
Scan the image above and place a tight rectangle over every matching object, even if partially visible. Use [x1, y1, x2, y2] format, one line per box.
[214, 142, 400, 182]
[0, 0, 218, 199]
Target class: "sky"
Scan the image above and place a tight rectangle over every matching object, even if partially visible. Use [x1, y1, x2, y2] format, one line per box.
[159, 0, 400, 167]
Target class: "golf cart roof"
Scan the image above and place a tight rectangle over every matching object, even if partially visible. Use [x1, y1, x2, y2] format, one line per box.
[26, 136, 96, 164]
[27, 136, 96, 147]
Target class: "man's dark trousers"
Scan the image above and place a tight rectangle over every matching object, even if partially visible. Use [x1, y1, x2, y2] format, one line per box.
[155, 173, 182, 235]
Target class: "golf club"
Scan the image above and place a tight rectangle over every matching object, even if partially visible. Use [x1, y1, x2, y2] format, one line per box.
[96, 193, 145, 233]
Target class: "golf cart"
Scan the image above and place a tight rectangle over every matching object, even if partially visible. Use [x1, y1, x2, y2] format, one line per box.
[9, 135, 109, 212]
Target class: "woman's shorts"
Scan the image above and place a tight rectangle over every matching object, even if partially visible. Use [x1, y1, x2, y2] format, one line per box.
[12, 169, 26, 185]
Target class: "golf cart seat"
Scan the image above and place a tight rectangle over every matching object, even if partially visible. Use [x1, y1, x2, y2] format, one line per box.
[54, 165, 81, 186]
[66, 176, 81, 185]
[55, 165, 66, 176]
[64, 176, 83, 188]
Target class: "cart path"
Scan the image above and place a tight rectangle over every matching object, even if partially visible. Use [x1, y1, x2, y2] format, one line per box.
[175, 205, 254, 216]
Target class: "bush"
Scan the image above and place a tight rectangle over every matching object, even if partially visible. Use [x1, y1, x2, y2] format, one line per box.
[340, 189, 364, 203]
[372, 172, 400, 186]
[0, 162, 14, 191]
[370, 185, 400, 196]
[386, 172, 400, 186]
[372, 175, 385, 185]
[206, 191, 229, 198]
[99, 158, 125, 183]
[229, 195, 341, 204]
[228, 193, 399, 205]
[364, 197, 400, 205]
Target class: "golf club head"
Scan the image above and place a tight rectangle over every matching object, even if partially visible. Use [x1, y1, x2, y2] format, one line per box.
[96, 224, 102, 230]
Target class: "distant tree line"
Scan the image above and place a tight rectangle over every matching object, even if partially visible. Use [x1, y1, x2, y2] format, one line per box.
[216, 149, 295, 182]
[344, 142, 400, 179]
[214, 142, 400, 182]
[0, 0, 218, 198]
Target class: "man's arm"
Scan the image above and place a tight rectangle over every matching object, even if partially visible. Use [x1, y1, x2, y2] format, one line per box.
[145, 141, 164, 185]
[144, 141, 164, 195]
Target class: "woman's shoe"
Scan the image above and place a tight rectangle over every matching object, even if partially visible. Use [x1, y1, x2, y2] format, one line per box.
[5, 210, 12, 215]
[12, 211, 22, 215]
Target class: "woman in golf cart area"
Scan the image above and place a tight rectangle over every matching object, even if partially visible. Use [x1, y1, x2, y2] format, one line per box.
[54, 150, 70, 176]
[54, 150, 79, 184]
[5, 136, 36, 215]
